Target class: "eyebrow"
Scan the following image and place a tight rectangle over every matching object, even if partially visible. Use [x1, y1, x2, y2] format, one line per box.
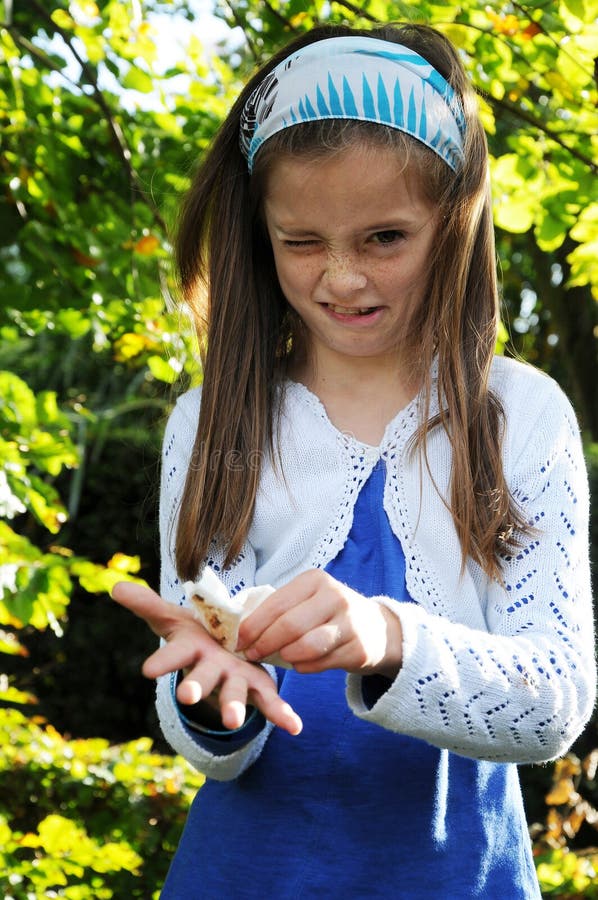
[271, 219, 421, 236]
[273, 226, 319, 236]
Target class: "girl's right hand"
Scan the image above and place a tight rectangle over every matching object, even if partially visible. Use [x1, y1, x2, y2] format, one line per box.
[111, 581, 303, 736]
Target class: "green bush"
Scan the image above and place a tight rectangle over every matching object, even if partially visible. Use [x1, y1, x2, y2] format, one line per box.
[0, 708, 204, 899]
[536, 848, 598, 897]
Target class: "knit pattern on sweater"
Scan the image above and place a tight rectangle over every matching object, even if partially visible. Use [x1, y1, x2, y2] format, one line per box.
[156, 356, 595, 777]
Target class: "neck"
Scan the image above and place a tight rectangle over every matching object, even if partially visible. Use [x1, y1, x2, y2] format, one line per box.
[292, 351, 420, 445]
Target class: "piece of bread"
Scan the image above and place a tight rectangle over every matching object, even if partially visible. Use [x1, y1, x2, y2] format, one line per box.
[184, 567, 290, 668]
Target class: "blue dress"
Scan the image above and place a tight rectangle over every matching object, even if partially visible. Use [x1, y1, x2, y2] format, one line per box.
[161, 462, 541, 898]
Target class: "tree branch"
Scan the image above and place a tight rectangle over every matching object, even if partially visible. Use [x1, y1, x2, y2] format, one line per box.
[26, 0, 166, 232]
[330, 0, 379, 23]
[3, 24, 84, 94]
[223, 0, 260, 63]
[261, 0, 300, 33]
[511, 0, 594, 85]
[400, 14, 597, 174]
[485, 92, 596, 173]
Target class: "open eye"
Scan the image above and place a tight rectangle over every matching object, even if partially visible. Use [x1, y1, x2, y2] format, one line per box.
[371, 230, 405, 245]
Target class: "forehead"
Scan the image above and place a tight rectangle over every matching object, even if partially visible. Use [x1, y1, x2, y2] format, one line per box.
[263, 143, 434, 226]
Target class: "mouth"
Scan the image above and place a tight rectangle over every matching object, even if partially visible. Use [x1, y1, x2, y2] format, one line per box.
[325, 304, 382, 316]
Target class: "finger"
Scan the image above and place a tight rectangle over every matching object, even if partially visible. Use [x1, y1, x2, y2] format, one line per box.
[111, 581, 163, 618]
[176, 661, 222, 706]
[218, 675, 249, 730]
[276, 621, 345, 665]
[236, 587, 302, 651]
[244, 590, 342, 664]
[111, 581, 193, 636]
[250, 686, 303, 736]
[142, 644, 192, 681]
[141, 628, 207, 680]
[237, 569, 327, 650]
[292, 645, 355, 675]
[181, 663, 303, 736]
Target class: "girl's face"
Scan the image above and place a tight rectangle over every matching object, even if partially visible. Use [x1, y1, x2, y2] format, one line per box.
[263, 143, 439, 376]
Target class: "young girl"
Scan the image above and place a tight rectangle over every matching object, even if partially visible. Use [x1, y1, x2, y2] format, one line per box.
[113, 22, 595, 899]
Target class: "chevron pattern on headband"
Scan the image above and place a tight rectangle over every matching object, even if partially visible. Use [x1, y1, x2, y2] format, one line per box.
[239, 37, 465, 173]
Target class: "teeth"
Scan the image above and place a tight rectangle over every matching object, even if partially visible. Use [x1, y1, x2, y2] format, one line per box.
[328, 304, 375, 316]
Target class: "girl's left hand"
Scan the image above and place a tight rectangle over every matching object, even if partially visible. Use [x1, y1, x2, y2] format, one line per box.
[236, 569, 403, 678]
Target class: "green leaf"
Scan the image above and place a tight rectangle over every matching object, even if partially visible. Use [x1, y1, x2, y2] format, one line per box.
[561, 0, 588, 20]
[122, 65, 154, 93]
[10, 472, 68, 532]
[35, 390, 70, 429]
[71, 555, 146, 595]
[0, 370, 37, 427]
[0, 682, 36, 703]
[0, 628, 29, 657]
[147, 354, 181, 383]
[53, 309, 91, 339]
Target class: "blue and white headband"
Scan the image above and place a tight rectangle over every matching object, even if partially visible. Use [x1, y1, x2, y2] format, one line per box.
[239, 36, 466, 173]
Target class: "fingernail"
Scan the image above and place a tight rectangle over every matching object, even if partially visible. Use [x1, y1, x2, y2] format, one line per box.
[290, 715, 303, 735]
[244, 647, 260, 661]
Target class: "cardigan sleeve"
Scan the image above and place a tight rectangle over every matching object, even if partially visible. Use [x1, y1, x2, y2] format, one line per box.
[346, 380, 596, 764]
[155, 391, 275, 779]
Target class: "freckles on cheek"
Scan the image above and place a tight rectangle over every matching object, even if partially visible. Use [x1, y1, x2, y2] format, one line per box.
[272, 254, 294, 287]
[277, 261, 313, 297]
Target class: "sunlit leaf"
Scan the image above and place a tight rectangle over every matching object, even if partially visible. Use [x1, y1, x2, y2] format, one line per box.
[51, 9, 75, 30]
[134, 234, 160, 255]
[0, 629, 29, 657]
[545, 777, 578, 806]
[113, 331, 154, 360]
[147, 354, 181, 383]
[123, 66, 154, 94]
[107, 552, 141, 573]
[485, 9, 520, 36]
[0, 682, 36, 703]
[70, 558, 147, 594]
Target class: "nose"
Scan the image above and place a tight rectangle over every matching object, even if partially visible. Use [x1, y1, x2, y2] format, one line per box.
[321, 251, 367, 298]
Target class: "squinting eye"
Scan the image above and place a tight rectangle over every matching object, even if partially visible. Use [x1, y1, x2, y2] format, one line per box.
[283, 240, 318, 248]
[372, 230, 404, 245]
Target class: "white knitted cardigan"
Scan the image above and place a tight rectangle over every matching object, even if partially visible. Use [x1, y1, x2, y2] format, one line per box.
[156, 355, 595, 779]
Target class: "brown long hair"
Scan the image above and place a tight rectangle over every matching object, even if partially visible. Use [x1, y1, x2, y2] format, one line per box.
[174, 22, 527, 583]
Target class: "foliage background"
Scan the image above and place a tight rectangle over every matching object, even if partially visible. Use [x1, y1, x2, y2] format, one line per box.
[0, 0, 597, 896]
